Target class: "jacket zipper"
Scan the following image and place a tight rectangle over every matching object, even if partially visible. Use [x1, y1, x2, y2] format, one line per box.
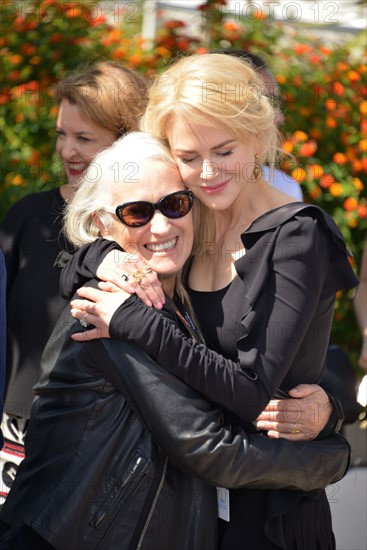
[93, 455, 145, 528]
[136, 456, 168, 550]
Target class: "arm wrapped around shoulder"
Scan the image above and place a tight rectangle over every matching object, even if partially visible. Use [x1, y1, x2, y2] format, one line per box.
[102, 339, 351, 492]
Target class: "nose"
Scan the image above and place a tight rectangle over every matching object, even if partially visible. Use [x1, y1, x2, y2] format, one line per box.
[149, 210, 172, 234]
[200, 159, 219, 182]
[58, 137, 77, 161]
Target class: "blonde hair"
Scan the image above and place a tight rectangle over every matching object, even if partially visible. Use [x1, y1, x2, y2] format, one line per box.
[54, 62, 148, 137]
[141, 53, 278, 167]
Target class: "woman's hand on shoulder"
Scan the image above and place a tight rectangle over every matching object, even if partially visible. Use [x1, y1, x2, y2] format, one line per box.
[97, 249, 165, 309]
[70, 285, 130, 341]
[256, 384, 332, 441]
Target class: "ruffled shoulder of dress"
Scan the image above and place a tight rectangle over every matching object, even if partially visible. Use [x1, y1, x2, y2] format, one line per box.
[235, 202, 358, 309]
[244, 202, 351, 257]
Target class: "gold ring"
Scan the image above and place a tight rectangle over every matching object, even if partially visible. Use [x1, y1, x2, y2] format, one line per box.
[291, 424, 301, 434]
[131, 266, 152, 283]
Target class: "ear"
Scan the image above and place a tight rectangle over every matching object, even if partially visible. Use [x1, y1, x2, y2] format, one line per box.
[93, 212, 111, 239]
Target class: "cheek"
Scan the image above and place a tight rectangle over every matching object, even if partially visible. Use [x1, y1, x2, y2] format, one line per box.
[178, 164, 199, 187]
[55, 137, 62, 156]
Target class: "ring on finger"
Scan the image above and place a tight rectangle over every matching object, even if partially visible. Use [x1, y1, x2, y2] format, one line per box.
[121, 273, 129, 282]
[131, 266, 152, 284]
[290, 424, 301, 434]
[79, 313, 89, 328]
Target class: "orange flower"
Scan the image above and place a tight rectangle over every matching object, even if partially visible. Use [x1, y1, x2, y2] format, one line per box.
[282, 140, 294, 153]
[326, 117, 337, 129]
[358, 204, 367, 218]
[346, 214, 358, 228]
[361, 119, 367, 134]
[294, 131, 308, 142]
[320, 46, 331, 56]
[253, 10, 267, 21]
[129, 54, 143, 66]
[359, 139, 367, 152]
[223, 21, 240, 31]
[329, 183, 343, 197]
[195, 47, 209, 54]
[10, 55, 23, 65]
[333, 152, 347, 165]
[348, 70, 360, 82]
[155, 46, 171, 57]
[353, 177, 364, 190]
[294, 44, 312, 55]
[89, 15, 107, 27]
[332, 82, 345, 97]
[344, 197, 358, 212]
[21, 44, 37, 56]
[325, 99, 337, 111]
[0, 87, 11, 105]
[320, 174, 335, 188]
[65, 7, 82, 18]
[13, 174, 24, 186]
[291, 168, 306, 182]
[309, 164, 324, 179]
[336, 62, 348, 72]
[309, 54, 321, 64]
[300, 141, 317, 157]
[276, 74, 286, 85]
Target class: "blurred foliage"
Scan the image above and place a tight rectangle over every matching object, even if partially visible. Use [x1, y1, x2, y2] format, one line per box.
[0, 0, 366, 371]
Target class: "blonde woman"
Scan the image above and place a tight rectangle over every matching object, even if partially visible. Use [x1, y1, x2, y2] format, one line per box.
[68, 55, 357, 549]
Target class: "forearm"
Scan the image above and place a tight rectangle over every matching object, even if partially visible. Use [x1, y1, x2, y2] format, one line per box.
[102, 339, 350, 491]
[60, 238, 118, 299]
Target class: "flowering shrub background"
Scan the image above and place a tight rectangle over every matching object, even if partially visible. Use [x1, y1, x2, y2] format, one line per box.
[0, 0, 365, 371]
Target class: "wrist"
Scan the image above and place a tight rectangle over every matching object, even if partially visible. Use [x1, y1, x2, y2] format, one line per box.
[315, 392, 344, 440]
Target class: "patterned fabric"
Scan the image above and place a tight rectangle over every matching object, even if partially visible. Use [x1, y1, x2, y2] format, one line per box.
[0, 415, 27, 506]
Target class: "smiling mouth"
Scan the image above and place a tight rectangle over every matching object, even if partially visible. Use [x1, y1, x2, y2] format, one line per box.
[67, 163, 87, 173]
[145, 237, 178, 253]
[201, 181, 228, 194]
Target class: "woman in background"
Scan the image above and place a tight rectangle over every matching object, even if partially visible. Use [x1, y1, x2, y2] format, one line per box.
[0, 61, 147, 502]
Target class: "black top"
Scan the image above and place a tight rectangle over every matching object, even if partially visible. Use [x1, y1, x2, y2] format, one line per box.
[0, 188, 74, 416]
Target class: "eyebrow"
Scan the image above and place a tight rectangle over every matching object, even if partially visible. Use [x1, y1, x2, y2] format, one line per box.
[56, 126, 95, 136]
[173, 138, 236, 153]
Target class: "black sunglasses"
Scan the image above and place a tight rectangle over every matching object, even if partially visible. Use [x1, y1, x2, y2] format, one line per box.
[107, 190, 194, 228]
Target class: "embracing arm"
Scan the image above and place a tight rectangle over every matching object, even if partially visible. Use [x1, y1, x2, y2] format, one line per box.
[100, 338, 350, 491]
[107, 217, 356, 421]
[109, 218, 330, 420]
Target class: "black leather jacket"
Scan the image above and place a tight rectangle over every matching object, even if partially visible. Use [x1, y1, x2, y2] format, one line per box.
[0, 283, 350, 550]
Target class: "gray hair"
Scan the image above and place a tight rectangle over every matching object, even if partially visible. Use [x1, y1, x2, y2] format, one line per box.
[64, 132, 177, 247]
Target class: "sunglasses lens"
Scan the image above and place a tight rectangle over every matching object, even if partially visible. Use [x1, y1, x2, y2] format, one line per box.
[161, 192, 192, 218]
[119, 203, 153, 227]
[116, 192, 192, 227]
